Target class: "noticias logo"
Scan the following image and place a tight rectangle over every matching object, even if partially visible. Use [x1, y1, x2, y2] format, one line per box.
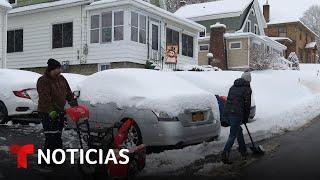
[10, 144, 130, 169]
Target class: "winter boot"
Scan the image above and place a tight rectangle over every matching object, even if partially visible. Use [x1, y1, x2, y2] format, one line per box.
[238, 148, 248, 160]
[221, 151, 232, 164]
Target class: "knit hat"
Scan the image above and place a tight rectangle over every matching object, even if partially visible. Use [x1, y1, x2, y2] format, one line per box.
[47, 58, 61, 71]
[241, 69, 251, 82]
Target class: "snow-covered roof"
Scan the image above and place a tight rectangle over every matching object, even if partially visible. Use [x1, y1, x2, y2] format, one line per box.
[174, 0, 253, 19]
[269, 37, 293, 43]
[9, 0, 90, 15]
[305, 42, 317, 49]
[87, 0, 205, 32]
[267, 20, 318, 38]
[0, 0, 12, 10]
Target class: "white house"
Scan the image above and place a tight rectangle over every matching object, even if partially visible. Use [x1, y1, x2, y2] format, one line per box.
[0, 0, 11, 68]
[6, 0, 205, 74]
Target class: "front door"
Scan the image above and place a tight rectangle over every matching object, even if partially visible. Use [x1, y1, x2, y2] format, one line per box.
[149, 21, 160, 61]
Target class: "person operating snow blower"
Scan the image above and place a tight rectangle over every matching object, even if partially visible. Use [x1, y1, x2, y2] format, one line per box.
[37, 58, 78, 166]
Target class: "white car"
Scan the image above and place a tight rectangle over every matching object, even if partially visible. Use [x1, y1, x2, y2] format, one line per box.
[0, 69, 41, 124]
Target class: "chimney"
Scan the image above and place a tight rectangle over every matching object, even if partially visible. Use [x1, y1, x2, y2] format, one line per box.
[180, 0, 186, 7]
[209, 22, 227, 70]
[263, 0, 270, 23]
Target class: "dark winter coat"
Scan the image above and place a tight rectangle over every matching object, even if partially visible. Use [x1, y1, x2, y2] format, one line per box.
[37, 71, 77, 113]
[223, 78, 252, 124]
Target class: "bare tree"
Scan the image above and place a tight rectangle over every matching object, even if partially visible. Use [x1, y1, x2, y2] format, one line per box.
[300, 5, 320, 62]
[249, 44, 276, 70]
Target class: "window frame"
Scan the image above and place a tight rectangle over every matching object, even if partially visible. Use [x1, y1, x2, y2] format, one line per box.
[229, 41, 242, 50]
[278, 27, 287, 37]
[181, 33, 194, 58]
[130, 11, 147, 44]
[52, 22, 73, 49]
[246, 20, 251, 33]
[90, 11, 124, 44]
[199, 44, 209, 52]
[7, 28, 23, 53]
[254, 24, 258, 34]
[98, 63, 111, 71]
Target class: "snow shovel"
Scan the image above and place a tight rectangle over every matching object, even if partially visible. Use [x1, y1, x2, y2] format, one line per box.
[244, 123, 264, 155]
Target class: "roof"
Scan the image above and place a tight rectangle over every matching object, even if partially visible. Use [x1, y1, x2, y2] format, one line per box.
[9, 0, 90, 15]
[87, 0, 205, 31]
[305, 42, 317, 49]
[0, 0, 11, 10]
[269, 37, 293, 43]
[258, 0, 320, 25]
[224, 32, 287, 50]
[174, 0, 253, 20]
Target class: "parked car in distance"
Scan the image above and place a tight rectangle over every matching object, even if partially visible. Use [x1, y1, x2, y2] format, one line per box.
[0, 69, 41, 124]
[70, 69, 221, 147]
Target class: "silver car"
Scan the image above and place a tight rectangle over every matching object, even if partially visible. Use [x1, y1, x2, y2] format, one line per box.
[69, 69, 221, 147]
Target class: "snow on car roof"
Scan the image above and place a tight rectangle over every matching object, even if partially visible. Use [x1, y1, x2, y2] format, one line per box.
[61, 73, 87, 91]
[0, 69, 41, 98]
[78, 69, 219, 117]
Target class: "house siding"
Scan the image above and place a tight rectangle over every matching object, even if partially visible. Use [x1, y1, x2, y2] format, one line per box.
[7, 6, 83, 69]
[197, 17, 241, 35]
[265, 23, 317, 63]
[244, 7, 260, 35]
[226, 38, 249, 68]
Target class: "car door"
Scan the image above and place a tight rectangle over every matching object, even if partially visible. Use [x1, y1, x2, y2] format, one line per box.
[94, 102, 125, 128]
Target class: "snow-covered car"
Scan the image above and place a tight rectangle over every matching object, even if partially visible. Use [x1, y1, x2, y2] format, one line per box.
[174, 71, 256, 119]
[0, 69, 41, 124]
[73, 69, 221, 147]
[61, 73, 87, 92]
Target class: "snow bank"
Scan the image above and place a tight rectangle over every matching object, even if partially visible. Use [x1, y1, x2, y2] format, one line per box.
[61, 73, 87, 91]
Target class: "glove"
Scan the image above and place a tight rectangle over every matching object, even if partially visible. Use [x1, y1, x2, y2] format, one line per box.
[48, 111, 58, 120]
[70, 100, 78, 108]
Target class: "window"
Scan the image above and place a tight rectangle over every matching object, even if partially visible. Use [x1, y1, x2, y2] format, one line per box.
[254, 24, 258, 34]
[91, 15, 100, 43]
[182, 33, 194, 57]
[166, 28, 180, 53]
[199, 44, 209, 51]
[199, 31, 205, 37]
[7, 29, 23, 53]
[101, 12, 112, 43]
[278, 27, 287, 37]
[114, 11, 124, 41]
[229, 42, 242, 49]
[90, 11, 124, 44]
[246, 20, 251, 32]
[99, 63, 111, 71]
[131, 12, 146, 44]
[52, 22, 73, 49]
[251, 9, 255, 16]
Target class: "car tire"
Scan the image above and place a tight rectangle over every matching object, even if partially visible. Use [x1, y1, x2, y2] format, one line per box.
[0, 102, 9, 124]
[123, 119, 143, 146]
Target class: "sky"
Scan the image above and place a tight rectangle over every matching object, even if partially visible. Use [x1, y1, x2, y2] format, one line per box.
[258, 0, 320, 23]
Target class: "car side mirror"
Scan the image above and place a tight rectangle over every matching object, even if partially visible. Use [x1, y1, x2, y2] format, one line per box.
[73, 90, 80, 98]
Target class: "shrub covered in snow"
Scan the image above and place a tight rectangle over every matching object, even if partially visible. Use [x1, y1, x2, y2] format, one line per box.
[249, 43, 276, 70]
[287, 52, 300, 70]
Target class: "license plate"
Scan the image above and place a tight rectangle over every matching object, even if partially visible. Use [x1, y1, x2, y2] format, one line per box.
[192, 112, 204, 122]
